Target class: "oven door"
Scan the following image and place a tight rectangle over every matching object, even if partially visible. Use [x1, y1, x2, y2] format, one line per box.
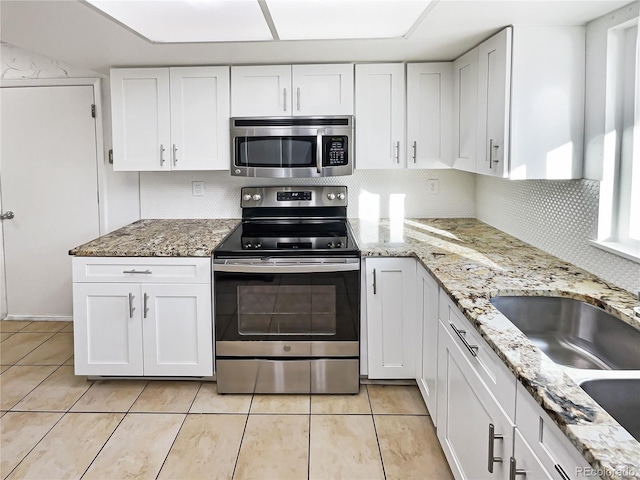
[213, 258, 360, 358]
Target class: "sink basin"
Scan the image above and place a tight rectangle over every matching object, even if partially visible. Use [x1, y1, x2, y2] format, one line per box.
[580, 378, 640, 442]
[489, 296, 640, 370]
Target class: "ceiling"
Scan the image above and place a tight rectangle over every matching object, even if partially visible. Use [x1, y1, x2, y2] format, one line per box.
[0, 0, 632, 75]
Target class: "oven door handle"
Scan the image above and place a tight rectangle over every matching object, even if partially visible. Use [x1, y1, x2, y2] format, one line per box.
[214, 258, 359, 273]
[316, 128, 323, 175]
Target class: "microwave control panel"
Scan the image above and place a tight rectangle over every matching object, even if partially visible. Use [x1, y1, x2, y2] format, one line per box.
[323, 137, 348, 166]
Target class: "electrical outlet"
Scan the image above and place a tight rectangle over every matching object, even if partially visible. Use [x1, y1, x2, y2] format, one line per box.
[192, 181, 204, 196]
[426, 179, 439, 195]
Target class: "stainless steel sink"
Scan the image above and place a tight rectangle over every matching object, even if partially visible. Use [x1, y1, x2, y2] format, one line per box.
[489, 296, 640, 370]
[579, 378, 640, 442]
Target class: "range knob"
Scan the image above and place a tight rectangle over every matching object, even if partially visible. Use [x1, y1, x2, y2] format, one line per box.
[337, 192, 345, 200]
[327, 193, 336, 200]
[336, 241, 343, 248]
[255, 242, 262, 249]
[243, 194, 252, 201]
[327, 242, 335, 248]
[244, 242, 252, 249]
[235, 169, 241, 175]
[252, 194, 262, 201]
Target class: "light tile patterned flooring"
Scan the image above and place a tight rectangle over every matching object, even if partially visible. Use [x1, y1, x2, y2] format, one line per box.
[0, 320, 453, 480]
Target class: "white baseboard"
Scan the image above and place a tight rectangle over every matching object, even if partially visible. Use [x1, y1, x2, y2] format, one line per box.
[3, 315, 73, 322]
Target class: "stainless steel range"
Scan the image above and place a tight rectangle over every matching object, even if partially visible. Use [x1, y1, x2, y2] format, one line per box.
[213, 186, 360, 394]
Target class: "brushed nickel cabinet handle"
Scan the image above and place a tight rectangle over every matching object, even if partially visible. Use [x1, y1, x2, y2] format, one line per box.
[509, 457, 526, 480]
[283, 88, 287, 112]
[412, 141, 417, 163]
[160, 144, 166, 166]
[0, 211, 14, 220]
[143, 293, 149, 319]
[373, 268, 377, 294]
[172, 144, 178, 165]
[450, 322, 479, 357]
[128, 293, 135, 319]
[488, 423, 504, 473]
[122, 269, 152, 275]
[554, 464, 570, 480]
[297, 87, 301, 111]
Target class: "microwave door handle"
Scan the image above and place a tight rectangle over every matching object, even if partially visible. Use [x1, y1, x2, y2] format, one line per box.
[316, 129, 323, 174]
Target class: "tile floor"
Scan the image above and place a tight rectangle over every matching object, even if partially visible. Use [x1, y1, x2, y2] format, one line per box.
[1, 320, 453, 480]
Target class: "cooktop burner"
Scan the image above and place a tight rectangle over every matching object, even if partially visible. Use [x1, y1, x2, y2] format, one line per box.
[214, 186, 359, 258]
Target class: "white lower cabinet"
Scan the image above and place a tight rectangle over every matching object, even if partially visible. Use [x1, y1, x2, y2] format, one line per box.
[364, 257, 417, 378]
[436, 289, 592, 480]
[514, 383, 591, 480]
[416, 264, 439, 418]
[437, 316, 514, 479]
[72, 257, 213, 377]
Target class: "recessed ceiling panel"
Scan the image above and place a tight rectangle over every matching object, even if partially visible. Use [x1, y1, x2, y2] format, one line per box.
[85, 0, 273, 43]
[266, 0, 433, 40]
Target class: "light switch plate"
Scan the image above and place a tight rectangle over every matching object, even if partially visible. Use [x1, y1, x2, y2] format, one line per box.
[192, 181, 204, 196]
[426, 179, 439, 195]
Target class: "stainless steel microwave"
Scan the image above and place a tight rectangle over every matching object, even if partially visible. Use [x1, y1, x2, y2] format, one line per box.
[230, 116, 354, 178]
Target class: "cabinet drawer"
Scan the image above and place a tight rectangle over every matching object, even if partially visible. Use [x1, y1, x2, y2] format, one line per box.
[72, 257, 211, 284]
[439, 290, 516, 421]
[516, 383, 591, 479]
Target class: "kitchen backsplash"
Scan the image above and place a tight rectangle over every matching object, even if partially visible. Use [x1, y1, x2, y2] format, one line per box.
[476, 176, 638, 293]
[140, 169, 476, 219]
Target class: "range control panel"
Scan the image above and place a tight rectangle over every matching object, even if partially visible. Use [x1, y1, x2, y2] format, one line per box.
[241, 186, 348, 208]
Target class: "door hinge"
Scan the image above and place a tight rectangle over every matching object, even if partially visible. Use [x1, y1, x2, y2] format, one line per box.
[91, 104, 96, 118]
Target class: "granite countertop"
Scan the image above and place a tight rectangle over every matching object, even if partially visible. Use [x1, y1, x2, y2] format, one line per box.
[70, 217, 640, 477]
[350, 218, 640, 479]
[69, 219, 240, 257]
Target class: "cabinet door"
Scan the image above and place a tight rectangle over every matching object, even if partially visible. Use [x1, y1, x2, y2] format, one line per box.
[355, 64, 406, 169]
[231, 65, 292, 116]
[365, 258, 417, 378]
[292, 64, 354, 116]
[416, 265, 439, 419]
[477, 28, 512, 177]
[111, 68, 171, 171]
[437, 318, 513, 480]
[170, 67, 230, 170]
[142, 283, 213, 376]
[72, 283, 143, 376]
[406, 63, 453, 169]
[512, 429, 553, 480]
[452, 48, 479, 173]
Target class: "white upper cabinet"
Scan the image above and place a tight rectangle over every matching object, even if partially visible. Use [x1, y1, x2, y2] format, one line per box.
[291, 64, 354, 116]
[111, 68, 171, 171]
[452, 48, 479, 173]
[231, 64, 354, 117]
[453, 26, 585, 179]
[169, 67, 230, 171]
[355, 63, 406, 169]
[111, 66, 230, 171]
[406, 63, 453, 169]
[476, 28, 512, 177]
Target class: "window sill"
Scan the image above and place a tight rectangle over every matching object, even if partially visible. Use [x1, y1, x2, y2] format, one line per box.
[589, 240, 640, 264]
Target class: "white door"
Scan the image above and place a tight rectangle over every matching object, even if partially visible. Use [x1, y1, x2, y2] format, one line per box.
[0, 85, 100, 319]
[406, 63, 453, 169]
[355, 64, 406, 169]
[366, 258, 417, 378]
[72, 283, 144, 376]
[292, 64, 354, 116]
[452, 47, 479, 173]
[231, 65, 292, 117]
[110, 68, 171, 171]
[169, 66, 230, 171]
[142, 283, 213, 376]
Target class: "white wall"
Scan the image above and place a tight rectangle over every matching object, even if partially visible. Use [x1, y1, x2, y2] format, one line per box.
[475, 176, 638, 293]
[139, 169, 476, 219]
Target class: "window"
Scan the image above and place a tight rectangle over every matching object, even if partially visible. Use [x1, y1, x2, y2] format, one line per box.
[594, 15, 640, 263]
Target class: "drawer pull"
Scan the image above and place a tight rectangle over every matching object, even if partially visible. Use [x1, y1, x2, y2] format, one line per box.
[554, 464, 570, 480]
[373, 268, 377, 294]
[123, 269, 152, 275]
[450, 322, 478, 357]
[488, 423, 503, 473]
[509, 457, 526, 480]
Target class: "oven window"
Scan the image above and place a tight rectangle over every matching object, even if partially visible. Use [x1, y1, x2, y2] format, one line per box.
[236, 136, 316, 167]
[237, 285, 336, 336]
